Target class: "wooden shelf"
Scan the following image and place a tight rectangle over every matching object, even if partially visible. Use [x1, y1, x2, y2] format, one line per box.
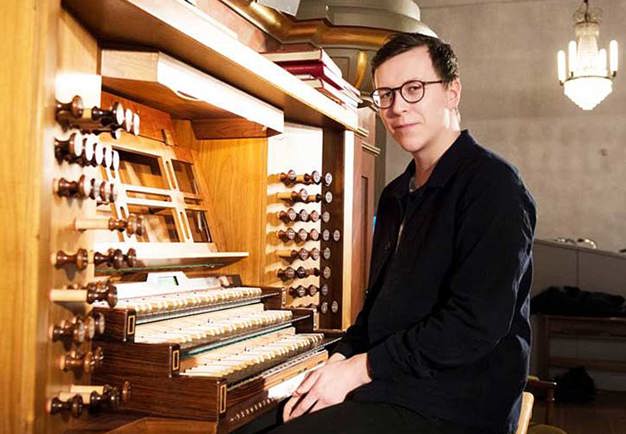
[101, 50, 284, 139]
[94, 242, 248, 273]
[62, 0, 359, 131]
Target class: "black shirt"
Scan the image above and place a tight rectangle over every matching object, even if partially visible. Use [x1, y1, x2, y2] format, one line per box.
[333, 130, 536, 433]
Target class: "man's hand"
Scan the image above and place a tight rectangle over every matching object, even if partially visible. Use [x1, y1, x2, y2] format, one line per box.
[282, 353, 372, 422]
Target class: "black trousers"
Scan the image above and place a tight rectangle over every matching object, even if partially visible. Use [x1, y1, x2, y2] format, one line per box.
[263, 400, 489, 434]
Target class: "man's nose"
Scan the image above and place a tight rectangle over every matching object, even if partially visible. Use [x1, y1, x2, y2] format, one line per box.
[388, 90, 410, 114]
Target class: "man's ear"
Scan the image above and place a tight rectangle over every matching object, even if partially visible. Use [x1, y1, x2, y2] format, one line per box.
[446, 78, 462, 109]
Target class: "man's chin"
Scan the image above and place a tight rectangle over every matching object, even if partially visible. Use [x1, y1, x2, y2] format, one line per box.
[396, 137, 425, 154]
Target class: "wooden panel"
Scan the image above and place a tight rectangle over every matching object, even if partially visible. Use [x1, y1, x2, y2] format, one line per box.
[0, 1, 57, 432]
[182, 125, 269, 285]
[95, 341, 179, 377]
[92, 373, 225, 420]
[320, 128, 346, 329]
[192, 118, 276, 140]
[47, 7, 104, 434]
[351, 137, 377, 323]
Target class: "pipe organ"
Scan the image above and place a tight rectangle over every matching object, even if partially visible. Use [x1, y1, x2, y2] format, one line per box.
[4, 0, 378, 432]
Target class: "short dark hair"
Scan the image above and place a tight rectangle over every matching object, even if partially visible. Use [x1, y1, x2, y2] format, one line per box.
[371, 33, 459, 84]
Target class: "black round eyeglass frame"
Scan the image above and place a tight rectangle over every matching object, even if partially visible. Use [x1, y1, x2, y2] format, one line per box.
[370, 79, 444, 109]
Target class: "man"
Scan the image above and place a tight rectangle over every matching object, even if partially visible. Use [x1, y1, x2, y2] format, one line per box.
[270, 32, 536, 434]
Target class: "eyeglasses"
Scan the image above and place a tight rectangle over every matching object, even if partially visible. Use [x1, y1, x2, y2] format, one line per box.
[370, 79, 444, 109]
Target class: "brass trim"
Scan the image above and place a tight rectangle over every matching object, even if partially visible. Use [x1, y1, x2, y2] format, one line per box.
[219, 384, 227, 413]
[171, 349, 180, 372]
[353, 50, 369, 89]
[221, 0, 394, 48]
[127, 314, 136, 336]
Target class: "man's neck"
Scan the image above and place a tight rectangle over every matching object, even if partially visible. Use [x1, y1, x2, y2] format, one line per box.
[411, 128, 461, 187]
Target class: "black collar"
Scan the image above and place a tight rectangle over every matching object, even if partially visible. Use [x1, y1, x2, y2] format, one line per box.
[389, 130, 478, 199]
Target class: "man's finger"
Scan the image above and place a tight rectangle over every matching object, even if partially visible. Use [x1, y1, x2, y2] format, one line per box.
[289, 391, 318, 419]
[294, 370, 319, 395]
[282, 396, 299, 422]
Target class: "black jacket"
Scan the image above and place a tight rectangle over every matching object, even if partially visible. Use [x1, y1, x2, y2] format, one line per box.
[334, 131, 536, 433]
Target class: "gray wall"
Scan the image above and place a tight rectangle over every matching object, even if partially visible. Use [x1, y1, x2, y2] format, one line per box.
[384, 0, 626, 254]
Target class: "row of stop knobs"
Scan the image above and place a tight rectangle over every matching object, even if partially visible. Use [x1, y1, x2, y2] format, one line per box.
[277, 228, 341, 244]
[55, 132, 120, 170]
[47, 383, 131, 418]
[56, 95, 140, 139]
[55, 174, 117, 203]
[48, 95, 133, 419]
[277, 265, 331, 281]
[54, 248, 138, 270]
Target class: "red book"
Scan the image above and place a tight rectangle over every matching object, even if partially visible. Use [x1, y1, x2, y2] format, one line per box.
[262, 47, 343, 78]
[280, 62, 345, 91]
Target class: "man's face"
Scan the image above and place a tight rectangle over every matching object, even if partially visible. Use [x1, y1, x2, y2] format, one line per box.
[374, 46, 460, 155]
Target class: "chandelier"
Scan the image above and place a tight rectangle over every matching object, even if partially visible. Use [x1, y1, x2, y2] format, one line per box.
[556, 0, 618, 110]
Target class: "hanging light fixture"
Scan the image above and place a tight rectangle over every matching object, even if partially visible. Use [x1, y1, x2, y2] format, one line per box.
[557, 0, 618, 110]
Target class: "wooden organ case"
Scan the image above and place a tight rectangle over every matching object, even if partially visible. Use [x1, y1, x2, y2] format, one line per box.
[2, 0, 379, 433]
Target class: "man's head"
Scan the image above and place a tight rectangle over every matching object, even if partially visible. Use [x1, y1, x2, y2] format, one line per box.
[371, 33, 461, 158]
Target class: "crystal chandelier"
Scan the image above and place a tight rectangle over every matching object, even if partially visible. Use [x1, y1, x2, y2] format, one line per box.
[557, 0, 618, 110]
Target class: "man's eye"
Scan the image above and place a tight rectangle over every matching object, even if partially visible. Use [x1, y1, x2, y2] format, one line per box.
[406, 85, 422, 93]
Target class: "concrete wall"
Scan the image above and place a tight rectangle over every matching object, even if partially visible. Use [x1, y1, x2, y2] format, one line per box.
[384, 0, 626, 254]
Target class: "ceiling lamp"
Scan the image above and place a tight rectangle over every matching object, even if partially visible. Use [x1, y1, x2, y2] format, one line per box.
[557, 0, 618, 110]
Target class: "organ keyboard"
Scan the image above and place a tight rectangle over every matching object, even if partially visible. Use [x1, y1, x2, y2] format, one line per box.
[91, 271, 339, 431]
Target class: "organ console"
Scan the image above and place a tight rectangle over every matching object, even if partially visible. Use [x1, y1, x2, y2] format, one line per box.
[9, 2, 377, 430]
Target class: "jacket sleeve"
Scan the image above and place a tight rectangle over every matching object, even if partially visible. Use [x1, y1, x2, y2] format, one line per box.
[367, 163, 536, 379]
